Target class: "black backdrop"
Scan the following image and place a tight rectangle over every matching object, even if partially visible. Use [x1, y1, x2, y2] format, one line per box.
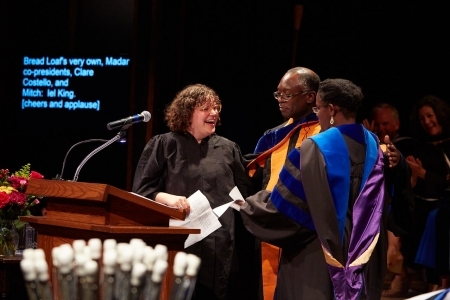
[1, 1, 449, 190]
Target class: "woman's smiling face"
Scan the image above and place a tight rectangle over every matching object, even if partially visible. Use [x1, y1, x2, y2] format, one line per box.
[418, 105, 442, 136]
[189, 98, 221, 142]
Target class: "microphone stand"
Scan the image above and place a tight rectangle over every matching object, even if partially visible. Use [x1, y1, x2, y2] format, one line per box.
[72, 126, 129, 182]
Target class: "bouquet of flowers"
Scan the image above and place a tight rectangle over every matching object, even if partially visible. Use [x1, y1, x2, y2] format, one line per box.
[0, 164, 44, 255]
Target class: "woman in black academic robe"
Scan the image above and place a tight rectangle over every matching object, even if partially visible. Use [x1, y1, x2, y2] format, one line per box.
[132, 84, 258, 300]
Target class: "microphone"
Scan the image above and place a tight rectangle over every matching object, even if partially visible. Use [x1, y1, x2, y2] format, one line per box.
[107, 111, 151, 130]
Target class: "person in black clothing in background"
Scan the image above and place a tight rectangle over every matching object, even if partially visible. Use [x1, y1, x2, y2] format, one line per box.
[408, 95, 450, 292]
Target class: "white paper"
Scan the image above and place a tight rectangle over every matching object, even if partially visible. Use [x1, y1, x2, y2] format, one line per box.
[169, 190, 222, 248]
[169, 187, 245, 248]
[212, 202, 232, 217]
[211, 186, 244, 216]
[184, 190, 213, 222]
[183, 212, 221, 248]
[229, 186, 244, 201]
[229, 186, 245, 211]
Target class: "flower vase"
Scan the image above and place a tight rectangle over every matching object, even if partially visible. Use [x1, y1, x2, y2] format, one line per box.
[0, 220, 20, 256]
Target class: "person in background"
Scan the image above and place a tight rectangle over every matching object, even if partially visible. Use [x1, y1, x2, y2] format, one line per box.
[408, 95, 450, 292]
[132, 83, 258, 300]
[363, 103, 416, 297]
[238, 78, 408, 299]
[245, 66, 321, 300]
[363, 102, 415, 153]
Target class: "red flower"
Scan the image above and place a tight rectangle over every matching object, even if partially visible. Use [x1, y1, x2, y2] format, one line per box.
[0, 192, 9, 209]
[9, 191, 26, 206]
[30, 171, 44, 179]
[1, 165, 45, 226]
[8, 176, 27, 189]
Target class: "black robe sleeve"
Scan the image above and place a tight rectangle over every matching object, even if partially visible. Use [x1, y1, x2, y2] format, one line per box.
[240, 190, 317, 249]
[132, 134, 171, 200]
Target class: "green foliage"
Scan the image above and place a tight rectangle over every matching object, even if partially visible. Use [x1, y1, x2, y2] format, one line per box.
[13, 163, 31, 178]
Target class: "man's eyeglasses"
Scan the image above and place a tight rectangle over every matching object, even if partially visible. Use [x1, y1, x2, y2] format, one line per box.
[273, 90, 312, 103]
[199, 104, 222, 113]
[312, 104, 328, 114]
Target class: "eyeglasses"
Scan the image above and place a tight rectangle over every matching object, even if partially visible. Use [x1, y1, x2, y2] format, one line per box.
[199, 104, 222, 113]
[312, 104, 328, 114]
[273, 90, 312, 103]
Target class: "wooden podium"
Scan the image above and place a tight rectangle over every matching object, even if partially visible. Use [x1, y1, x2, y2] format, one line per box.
[21, 178, 200, 300]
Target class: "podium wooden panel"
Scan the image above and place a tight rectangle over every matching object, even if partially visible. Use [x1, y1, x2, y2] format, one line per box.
[21, 178, 200, 300]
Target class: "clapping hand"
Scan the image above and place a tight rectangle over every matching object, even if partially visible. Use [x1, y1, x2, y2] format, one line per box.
[405, 155, 425, 187]
[405, 156, 425, 179]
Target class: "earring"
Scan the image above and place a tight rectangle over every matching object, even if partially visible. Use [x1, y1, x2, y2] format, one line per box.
[330, 116, 334, 125]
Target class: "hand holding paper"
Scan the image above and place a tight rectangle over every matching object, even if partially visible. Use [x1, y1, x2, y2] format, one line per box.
[211, 186, 245, 216]
[169, 190, 221, 248]
[228, 186, 245, 211]
[169, 187, 246, 248]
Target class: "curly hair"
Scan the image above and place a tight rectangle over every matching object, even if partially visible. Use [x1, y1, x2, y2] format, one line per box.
[164, 84, 221, 132]
[318, 78, 363, 118]
[410, 95, 450, 141]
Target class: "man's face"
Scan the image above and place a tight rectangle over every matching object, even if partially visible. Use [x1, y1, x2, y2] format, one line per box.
[372, 108, 399, 141]
[276, 73, 315, 121]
